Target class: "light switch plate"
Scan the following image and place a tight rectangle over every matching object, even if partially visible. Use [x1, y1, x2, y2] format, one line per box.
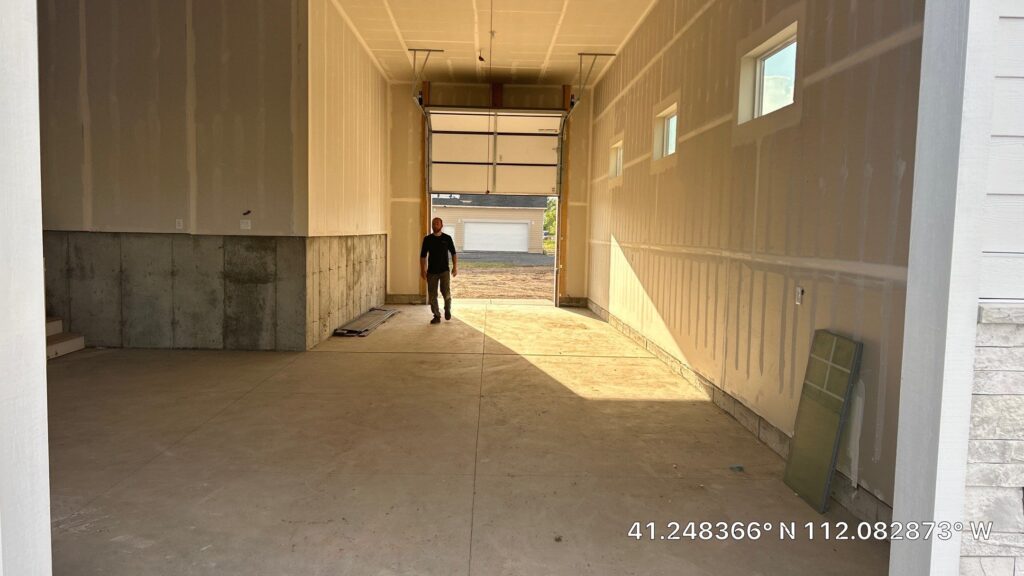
[240, 219, 252, 230]
[175, 218, 184, 230]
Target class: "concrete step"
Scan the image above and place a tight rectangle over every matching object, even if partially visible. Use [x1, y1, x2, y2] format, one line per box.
[47, 332, 84, 360]
[46, 316, 63, 336]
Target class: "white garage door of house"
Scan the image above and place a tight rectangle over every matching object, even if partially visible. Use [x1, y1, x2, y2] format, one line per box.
[464, 222, 529, 252]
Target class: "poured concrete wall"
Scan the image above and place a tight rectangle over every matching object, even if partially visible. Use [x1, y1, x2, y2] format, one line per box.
[43, 231, 385, 351]
[44, 231, 305, 350]
[38, 0, 308, 236]
[0, 0, 53, 572]
[587, 0, 923, 505]
[307, 0, 388, 237]
[306, 235, 387, 347]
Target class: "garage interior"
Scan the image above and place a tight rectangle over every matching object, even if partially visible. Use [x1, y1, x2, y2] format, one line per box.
[4, 0, 1022, 574]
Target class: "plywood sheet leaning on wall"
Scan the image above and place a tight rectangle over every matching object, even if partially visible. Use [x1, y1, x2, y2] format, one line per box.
[785, 330, 864, 513]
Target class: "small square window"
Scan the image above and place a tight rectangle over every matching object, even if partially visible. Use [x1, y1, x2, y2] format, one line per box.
[756, 38, 797, 118]
[609, 141, 624, 178]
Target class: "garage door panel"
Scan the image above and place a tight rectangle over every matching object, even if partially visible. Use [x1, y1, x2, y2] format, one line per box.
[496, 135, 558, 165]
[432, 164, 492, 193]
[432, 133, 494, 163]
[495, 165, 558, 195]
[464, 221, 529, 252]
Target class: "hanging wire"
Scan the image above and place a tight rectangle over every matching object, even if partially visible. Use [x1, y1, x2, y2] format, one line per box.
[488, 0, 494, 82]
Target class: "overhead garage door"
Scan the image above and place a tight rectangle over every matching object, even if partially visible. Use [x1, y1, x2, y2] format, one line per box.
[464, 222, 529, 252]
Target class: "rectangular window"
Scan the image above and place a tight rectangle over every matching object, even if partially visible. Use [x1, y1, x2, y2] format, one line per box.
[755, 38, 797, 118]
[652, 103, 678, 162]
[609, 141, 623, 178]
[663, 113, 677, 157]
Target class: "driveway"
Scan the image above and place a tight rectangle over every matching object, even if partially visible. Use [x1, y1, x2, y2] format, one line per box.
[454, 251, 555, 299]
[457, 251, 555, 267]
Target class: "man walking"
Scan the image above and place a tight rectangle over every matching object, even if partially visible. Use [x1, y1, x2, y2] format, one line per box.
[420, 217, 458, 324]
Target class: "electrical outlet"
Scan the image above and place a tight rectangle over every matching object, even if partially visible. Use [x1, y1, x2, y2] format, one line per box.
[175, 218, 184, 230]
[240, 219, 252, 230]
[795, 286, 805, 305]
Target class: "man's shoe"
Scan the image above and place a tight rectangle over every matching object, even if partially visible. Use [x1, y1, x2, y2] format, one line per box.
[444, 309, 452, 321]
[430, 316, 441, 324]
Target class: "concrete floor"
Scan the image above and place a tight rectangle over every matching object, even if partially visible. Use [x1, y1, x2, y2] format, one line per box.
[48, 302, 889, 575]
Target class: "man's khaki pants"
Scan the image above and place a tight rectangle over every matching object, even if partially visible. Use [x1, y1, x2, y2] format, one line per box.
[427, 271, 451, 317]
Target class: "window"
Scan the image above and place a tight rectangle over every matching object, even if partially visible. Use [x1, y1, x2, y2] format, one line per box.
[735, 15, 801, 128]
[664, 113, 677, 156]
[609, 141, 623, 178]
[755, 38, 797, 118]
[653, 104, 678, 160]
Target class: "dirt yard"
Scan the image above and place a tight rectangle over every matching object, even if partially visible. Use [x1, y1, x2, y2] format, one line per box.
[452, 265, 554, 299]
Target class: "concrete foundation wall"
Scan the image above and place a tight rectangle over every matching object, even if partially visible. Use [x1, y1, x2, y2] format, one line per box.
[38, 0, 309, 236]
[44, 231, 385, 351]
[306, 235, 387, 348]
[961, 304, 1024, 573]
[586, 0, 923, 505]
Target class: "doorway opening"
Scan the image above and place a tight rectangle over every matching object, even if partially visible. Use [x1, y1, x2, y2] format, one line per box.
[431, 193, 557, 303]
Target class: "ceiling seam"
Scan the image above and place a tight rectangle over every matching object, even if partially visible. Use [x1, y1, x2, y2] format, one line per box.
[539, 0, 570, 81]
[380, 0, 415, 75]
[328, 0, 392, 81]
[589, 0, 660, 88]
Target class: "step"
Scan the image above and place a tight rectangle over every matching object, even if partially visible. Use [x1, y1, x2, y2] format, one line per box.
[46, 332, 84, 360]
[46, 316, 63, 337]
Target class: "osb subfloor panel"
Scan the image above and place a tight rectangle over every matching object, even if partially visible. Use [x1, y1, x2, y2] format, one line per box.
[48, 303, 888, 575]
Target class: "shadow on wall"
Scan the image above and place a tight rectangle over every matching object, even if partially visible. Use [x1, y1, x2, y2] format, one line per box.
[595, 234, 906, 517]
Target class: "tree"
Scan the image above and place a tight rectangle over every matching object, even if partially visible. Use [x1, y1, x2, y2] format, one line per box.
[543, 197, 557, 237]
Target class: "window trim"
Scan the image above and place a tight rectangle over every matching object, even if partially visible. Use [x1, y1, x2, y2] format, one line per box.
[651, 93, 680, 174]
[732, 2, 804, 144]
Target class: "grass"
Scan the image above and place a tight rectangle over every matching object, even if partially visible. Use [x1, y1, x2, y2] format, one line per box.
[543, 238, 556, 254]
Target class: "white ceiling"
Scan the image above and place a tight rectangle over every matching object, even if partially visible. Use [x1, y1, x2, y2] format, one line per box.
[333, 0, 657, 85]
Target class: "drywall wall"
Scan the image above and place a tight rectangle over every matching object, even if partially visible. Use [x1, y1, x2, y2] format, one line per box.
[587, 0, 923, 505]
[563, 92, 592, 300]
[0, 1, 53, 572]
[38, 0, 309, 236]
[387, 83, 425, 299]
[307, 0, 389, 237]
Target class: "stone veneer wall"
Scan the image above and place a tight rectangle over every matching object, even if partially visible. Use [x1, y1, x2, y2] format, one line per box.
[43, 231, 385, 351]
[961, 304, 1024, 575]
[587, 298, 894, 524]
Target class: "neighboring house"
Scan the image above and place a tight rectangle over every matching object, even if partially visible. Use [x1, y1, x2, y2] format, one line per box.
[431, 194, 547, 253]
